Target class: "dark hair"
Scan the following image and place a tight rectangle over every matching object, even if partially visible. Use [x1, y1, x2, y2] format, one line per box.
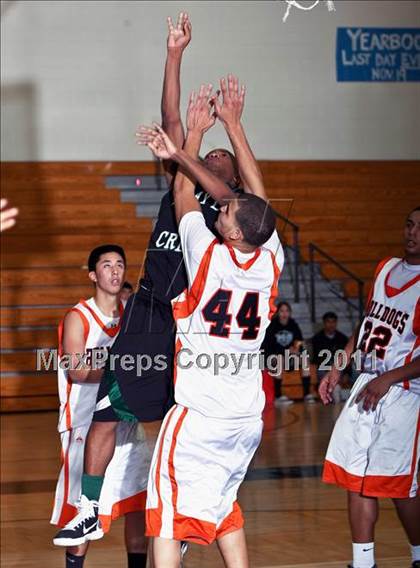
[234, 194, 276, 247]
[408, 206, 420, 216]
[122, 281, 133, 291]
[322, 311, 337, 321]
[277, 301, 291, 312]
[88, 244, 126, 272]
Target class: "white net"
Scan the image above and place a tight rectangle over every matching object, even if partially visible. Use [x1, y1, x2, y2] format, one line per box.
[282, 0, 336, 23]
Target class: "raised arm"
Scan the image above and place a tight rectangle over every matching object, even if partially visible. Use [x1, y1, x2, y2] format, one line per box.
[215, 74, 267, 200]
[137, 123, 232, 222]
[161, 12, 192, 184]
[172, 84, 215, 221]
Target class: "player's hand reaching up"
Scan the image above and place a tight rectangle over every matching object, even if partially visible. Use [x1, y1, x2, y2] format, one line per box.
[167, 12, 192, 53]
[214, 74, 245, 128]
[0, 198, 19, 232]
[186, 84, 217, 135]
[319, 368, 341, 404]
[136, 124, 177, 160]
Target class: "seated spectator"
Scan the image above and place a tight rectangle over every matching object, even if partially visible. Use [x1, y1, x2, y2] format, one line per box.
[311, 311, 349, 402]
[262, 302, 314, 406]
[120, 281, 134, 302]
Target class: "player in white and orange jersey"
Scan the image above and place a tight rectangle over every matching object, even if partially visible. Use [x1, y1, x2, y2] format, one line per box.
[51, 245, 151, 568]
[320, 207, 420, 568]
[137, 103, 284, 567]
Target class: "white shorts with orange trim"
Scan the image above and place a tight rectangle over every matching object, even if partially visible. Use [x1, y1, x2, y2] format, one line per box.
[146, 404, 262, 545]
[323, 373, 420, 498]
[51, 422, 152, 532]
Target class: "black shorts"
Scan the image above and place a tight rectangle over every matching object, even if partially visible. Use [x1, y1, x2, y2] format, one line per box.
[93, 287, 175, 423]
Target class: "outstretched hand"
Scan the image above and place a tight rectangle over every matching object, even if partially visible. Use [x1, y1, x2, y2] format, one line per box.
[167, 12, 192, 52]
[186, 84, 217, 134]
[0, 198, 19, 232]
[318, 368, 341, 405]
[214, 74, 245, 127]
[136, 124, 177, 160]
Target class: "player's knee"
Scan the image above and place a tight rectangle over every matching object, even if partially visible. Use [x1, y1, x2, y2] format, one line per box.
[89, 420, 118, 437]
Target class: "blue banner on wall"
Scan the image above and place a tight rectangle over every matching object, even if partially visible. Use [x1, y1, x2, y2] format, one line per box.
[336, 28, 420, 82]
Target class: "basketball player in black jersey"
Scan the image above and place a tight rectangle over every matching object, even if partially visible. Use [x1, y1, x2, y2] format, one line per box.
[53, 12, 270, 551]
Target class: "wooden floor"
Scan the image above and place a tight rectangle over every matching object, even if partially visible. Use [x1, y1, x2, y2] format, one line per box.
[1, 404, 411, 567]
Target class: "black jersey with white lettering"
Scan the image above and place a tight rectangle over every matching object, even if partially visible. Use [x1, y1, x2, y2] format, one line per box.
[141, 184, 241, 303]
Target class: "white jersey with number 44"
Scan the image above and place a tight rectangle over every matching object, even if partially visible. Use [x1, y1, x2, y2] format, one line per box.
[172, 211, 284, 420]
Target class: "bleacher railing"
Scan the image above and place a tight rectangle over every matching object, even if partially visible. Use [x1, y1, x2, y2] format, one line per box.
[275, 212, 300, 303]
[308, 242, 364, 323]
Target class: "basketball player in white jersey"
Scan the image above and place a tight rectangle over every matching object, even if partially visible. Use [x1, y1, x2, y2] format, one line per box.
[138, 115, 284, 567]
[51, 245, 151, 568]
[320, 207, 420, 568]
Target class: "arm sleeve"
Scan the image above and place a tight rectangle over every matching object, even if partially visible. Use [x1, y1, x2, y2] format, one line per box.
[178, 211, 216, 286]
[262, 229, 285, 273]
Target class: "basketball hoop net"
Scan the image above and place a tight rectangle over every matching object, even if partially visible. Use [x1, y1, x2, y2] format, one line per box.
[282, 0, 336, 23]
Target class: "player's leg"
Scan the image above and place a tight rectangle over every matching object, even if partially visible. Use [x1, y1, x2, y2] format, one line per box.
[84, 420, 118, 476]
[53, 375, 123, 545]
[347, 492, 378, 568]
[152, 537, 181, 568]
[348, 491, 379, 542]
[393, 495, 420, 566]
[217, 528, 249, 568]
[125, 511, 148, 568]
[66, 543, 89, 568]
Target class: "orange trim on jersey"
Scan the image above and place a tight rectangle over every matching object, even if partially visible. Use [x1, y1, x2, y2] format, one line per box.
[226, 244, 261, 271]
[56, 502, 78, 528]
[365, 257, 394, 310]
[323, 455, 420, 499]
[56, 431, 77, 527]
[172, 239, 218, 322]
[99, 490, 147, 533]
[173, 339, 182, 386]
[146, 405, 178, 536]
[269, 252, 281, 319]
[79, 299, 124, 337]
[323, 460, 364, 493]
[216, 501, 244, 540]
[403, 335, 420, 390]
[384, 261, 420, 298]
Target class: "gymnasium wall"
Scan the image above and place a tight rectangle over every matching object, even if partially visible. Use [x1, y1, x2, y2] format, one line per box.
[1, 0, 419, 161]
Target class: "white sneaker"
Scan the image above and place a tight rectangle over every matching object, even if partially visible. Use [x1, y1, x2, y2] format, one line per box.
[304, 394, 316, 404]
[53, 495, 103, 547]
[274, 395, 294, 407]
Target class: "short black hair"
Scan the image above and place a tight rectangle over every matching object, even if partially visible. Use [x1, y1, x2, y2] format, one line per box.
[277, 301, 291, 312]
[408, 206, 420, 216]
[322, 311, 337, 321]
[234, 194, 276, 247]
[122, 281, 133, 291]
[88, 244, 126, 272]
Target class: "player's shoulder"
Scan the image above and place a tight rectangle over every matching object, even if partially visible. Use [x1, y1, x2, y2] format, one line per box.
[373, 257, 400, 279]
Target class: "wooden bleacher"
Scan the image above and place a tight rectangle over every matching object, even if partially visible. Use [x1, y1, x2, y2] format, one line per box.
[1, 161, 419, 411]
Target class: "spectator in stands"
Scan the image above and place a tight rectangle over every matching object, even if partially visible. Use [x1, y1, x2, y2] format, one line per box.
[120, 281, 134, 302]
[0, 198, 18, 232]
[262, 302, 314, 406]
[311, 311, 348, 402]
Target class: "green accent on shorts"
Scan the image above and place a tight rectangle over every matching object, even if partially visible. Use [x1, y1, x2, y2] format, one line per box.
[105, 367, 137, 422]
